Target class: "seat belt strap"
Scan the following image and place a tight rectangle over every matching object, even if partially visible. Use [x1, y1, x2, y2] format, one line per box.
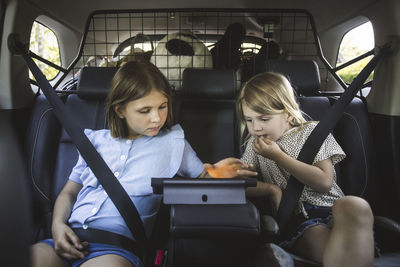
[19, 46, 148, 249]
[277, 43, 391, 233]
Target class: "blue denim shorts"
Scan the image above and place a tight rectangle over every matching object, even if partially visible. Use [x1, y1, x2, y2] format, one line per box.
[279, 203, 333, 250]
[40, 239, 143, 267]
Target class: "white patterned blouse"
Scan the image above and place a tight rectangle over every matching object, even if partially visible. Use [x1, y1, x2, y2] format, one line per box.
[241, 121, 346, 218]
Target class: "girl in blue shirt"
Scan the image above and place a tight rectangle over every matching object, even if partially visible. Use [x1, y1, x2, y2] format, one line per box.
[31, 61, 255, 267]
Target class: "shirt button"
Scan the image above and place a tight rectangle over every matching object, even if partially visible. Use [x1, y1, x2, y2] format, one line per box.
[120, 155, 126, 160]
[114, 172, 120, 177]
[126, 140, 131, 144]
[91, 208, 97, 214]
[82, 224, 88, 229]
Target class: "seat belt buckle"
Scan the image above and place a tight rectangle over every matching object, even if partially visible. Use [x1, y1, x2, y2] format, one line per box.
[154, 249, 167, 266]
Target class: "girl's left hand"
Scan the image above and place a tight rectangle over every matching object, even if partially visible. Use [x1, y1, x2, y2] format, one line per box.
[203, 157, 258, 178]
[253, 136, 282, 160]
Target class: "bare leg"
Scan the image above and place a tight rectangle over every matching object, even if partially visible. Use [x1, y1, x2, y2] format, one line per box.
[31, 242, 67, 267]
[291, 196, 374, 267]
[291, 224, 331, 263]
[323, 196, 374, 267]
[80, 254, 135, 267]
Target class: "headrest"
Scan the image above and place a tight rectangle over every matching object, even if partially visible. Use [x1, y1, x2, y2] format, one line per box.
[77, 67, 118, 100]
[182, 68, 236, 99]
[265, 60, 320, 96]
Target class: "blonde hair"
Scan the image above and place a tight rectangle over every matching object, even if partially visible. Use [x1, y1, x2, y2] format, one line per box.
[237, 72, 306, 133]
[107, 61, 173, 138]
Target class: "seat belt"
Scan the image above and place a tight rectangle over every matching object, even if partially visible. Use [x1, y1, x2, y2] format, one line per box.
[277, 43, 391, 233]
[13, 39, 148, 253]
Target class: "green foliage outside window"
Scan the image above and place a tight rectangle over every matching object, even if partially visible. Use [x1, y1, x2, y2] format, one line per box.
[336, 22, 374, 84]
[337, 56, 374, 84]
[29, 22, 61, 80]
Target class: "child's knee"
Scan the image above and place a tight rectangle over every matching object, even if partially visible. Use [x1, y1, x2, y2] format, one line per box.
[333, 196, 373, 225]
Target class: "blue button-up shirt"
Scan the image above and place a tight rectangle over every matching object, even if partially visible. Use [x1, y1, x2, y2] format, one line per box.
[68, 124, 204, 239]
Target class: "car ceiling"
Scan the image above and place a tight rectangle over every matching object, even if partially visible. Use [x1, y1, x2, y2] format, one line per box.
[28, 0, 380, 34]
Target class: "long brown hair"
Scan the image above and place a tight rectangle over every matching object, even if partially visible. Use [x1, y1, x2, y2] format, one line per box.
[106, 61, 173, 138]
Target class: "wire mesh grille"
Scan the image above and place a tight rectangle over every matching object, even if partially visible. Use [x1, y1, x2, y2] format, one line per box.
[71, 9, 330, 91]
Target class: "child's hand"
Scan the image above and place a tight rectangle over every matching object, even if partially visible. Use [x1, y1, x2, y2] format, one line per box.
[253, 136, 282, 160]
[204, 157, 258, 178]
[52, 222, 88, 260]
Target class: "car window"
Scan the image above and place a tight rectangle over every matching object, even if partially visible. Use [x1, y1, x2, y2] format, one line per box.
[29, 21, 61, 80]
[336, 21, 374, 84]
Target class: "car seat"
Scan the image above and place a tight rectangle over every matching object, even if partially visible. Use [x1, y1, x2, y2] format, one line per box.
[25, 66, 262, 267]
[25, 67, 118, 240]
[162, 68, 264, 266]
[174, 68, 241, 163]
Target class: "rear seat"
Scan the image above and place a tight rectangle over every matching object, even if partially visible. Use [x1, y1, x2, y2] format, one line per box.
[170, 68, 260, 267]
[26, 62, 378, 232]
[53, 67, 117, 196]
[264, 60, 400, 265]
[175, 68, 240, 163]
[26, 95, 62, 239]
[26, 66, 260, 267]
[264, 60, 379, 206]
[25, 61, 400, 265]
[26, 67, 117, 240]
[25, 66, 244, 239]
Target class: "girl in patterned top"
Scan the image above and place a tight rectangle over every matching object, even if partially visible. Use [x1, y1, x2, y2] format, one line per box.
[238, 72, 374, 267]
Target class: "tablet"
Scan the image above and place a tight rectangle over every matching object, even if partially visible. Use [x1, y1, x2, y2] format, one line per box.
[151, 178, 257, 205]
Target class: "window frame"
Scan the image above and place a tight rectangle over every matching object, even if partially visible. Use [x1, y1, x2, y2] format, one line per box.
[334, 21, 375, 86]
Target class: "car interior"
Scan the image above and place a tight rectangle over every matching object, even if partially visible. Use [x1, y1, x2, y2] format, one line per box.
[1, 0, 400, 266]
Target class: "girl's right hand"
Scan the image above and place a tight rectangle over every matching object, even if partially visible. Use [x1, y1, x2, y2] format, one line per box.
[203, 157, 258, 178]
[52, 222, 88, 260]
[253, 136, 282, 160]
